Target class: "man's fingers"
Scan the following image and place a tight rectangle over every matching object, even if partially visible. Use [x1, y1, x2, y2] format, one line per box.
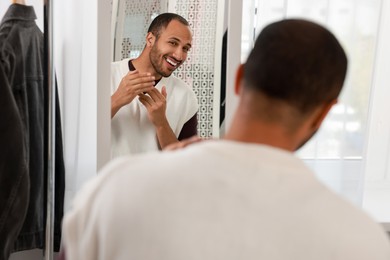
[123, 71, 155, 87]
[129, 82, 155, 93]
[121, 76, 155, 96]
[125, 70, 151, 79]
[145, 88, 165, 101]
[128, 76, 155, 87]
[138, 94, 152, 107]
[161, 86, 167, 98]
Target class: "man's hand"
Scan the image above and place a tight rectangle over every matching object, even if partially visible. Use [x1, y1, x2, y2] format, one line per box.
[138, 86, 178, 149]
[111, 70, 155, 118]
[138, 86, 168, 127]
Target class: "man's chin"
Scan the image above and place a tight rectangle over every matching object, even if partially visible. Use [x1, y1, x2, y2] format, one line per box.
[159, 70, 174, 77]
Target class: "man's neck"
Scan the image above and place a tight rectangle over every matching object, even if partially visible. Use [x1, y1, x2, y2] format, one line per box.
[223, 108, 299, 152]
[132, 55, 162, 80]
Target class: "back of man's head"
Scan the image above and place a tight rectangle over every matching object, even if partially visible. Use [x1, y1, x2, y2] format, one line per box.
[147, 13, 189, 39]
[243, 19, 347, 115]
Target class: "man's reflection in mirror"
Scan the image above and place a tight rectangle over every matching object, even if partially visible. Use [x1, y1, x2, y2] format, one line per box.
[111, 13, 198, 158]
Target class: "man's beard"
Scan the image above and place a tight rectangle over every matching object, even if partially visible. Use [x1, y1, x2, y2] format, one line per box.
[149, 46, 173, 78]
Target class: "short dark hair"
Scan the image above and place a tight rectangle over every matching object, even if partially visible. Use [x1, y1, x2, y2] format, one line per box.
[243, 19, 347, 114]
[147, 13, 189, 39]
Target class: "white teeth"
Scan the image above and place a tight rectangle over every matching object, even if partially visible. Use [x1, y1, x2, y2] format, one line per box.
[166, 58, 178, 67]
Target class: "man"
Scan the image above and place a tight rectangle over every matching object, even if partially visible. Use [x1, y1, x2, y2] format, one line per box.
[61, 19, 390, 259]
[111, 13, 198, 158]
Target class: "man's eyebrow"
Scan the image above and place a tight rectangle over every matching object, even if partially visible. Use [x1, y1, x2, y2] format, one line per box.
[169, 37, 192, 48]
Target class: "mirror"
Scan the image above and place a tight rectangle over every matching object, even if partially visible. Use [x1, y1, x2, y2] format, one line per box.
[110, 0, 227, 157]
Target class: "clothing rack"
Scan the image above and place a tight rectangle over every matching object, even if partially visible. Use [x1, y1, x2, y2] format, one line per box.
[44, 0, 56, 259]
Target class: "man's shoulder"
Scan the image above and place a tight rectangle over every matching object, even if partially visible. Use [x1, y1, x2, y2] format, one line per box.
[111, 58, 131, 90]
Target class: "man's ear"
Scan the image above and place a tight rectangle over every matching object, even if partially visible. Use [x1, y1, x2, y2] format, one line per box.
[234, 64, 244, 95]
[146, 32, 155, 47]
[311, 99, 338, 130]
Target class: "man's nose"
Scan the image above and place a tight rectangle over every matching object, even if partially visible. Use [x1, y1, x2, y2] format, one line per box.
[172, 48, 185, 61]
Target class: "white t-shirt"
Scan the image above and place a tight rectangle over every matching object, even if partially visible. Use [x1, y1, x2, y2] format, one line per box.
[62, 140, 390, 260]
[111, 58, 198, 158]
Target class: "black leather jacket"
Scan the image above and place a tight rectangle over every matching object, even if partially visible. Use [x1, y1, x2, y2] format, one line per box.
[0, 4, 65, 254]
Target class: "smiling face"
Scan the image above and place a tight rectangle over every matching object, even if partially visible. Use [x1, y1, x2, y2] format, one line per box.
[148, 20, 192, 78]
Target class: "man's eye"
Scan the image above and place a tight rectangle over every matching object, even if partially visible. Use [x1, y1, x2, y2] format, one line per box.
[169, 41, 177, 46]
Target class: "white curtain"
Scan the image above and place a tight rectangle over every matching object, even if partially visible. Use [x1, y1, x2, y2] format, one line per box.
[54, 0, 110, 212]
[362, 0, 390, 224]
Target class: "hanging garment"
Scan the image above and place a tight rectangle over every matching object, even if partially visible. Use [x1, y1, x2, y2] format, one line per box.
[0, 42, 29, 260]
[0, 4, 65, 252]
